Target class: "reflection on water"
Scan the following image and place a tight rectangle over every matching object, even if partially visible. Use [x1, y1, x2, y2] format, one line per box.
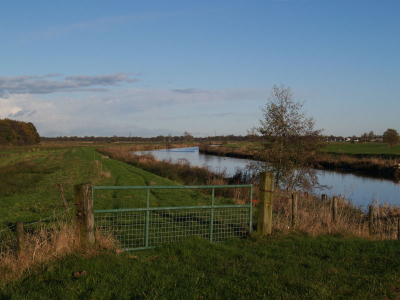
[135, 147, 400, 208]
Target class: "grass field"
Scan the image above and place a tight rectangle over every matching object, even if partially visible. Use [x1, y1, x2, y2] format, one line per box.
[2, 235, 400, 299]
[1, 142, 400, 299]
[0, 144, 219, 229]
[322, 142, 400, 157]
[220, 141, 400, 157]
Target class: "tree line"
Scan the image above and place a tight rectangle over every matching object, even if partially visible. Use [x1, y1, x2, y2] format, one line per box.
[40, 133, 257, 143]
[0, 119, 41, 145]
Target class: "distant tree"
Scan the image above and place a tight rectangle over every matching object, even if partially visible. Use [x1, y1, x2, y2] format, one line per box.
[361, 132, 368, 142]
[251, 84, 326, 190]
[382, 129, 400, 147]
[0, 119, 40, 145]
[183, 131, 193, 142]
[368, 130, 375, 142]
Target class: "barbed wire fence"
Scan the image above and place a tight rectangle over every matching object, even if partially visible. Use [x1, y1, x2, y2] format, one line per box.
[0, 207, 75, 255]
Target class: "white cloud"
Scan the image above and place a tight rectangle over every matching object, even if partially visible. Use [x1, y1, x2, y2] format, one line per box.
[0, 97, 23, 118]
[1, 86, 267, 137]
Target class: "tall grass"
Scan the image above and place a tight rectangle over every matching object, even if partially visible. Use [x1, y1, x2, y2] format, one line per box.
[270, 193, 400, 239]
[0, 210, 116, 283]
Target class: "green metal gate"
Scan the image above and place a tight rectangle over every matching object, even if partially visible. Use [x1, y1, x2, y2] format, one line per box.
[93, 184, 253, 251]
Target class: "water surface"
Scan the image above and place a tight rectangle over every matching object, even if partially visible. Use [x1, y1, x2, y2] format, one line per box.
[136, 147, 400, 208]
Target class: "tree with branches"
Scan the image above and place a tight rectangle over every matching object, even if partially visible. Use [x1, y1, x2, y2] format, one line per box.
[252, 84, 325, 190]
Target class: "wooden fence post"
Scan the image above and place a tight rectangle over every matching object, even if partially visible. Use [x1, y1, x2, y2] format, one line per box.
[369, 205, 374, 236]
[58, 183, 68, 210]
[291, 193, 298, 230]
[397, 217, 399, 240]
[332, 197, 338, 223]
[321, 194, 327, 203]
[16, 221, 24, 257]
[74, 183, 95, 246]
[257, 172, 274, 236]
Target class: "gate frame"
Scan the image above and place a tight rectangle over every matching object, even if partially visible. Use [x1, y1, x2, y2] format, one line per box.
[91, 184, 253, 251]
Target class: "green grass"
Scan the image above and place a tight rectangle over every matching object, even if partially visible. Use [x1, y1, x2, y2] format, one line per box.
[322, 142, 400, 157]
[0, 146, 239, 230]
[0, 147, 103, 228]
[222, 141, 400, 157]
[222, 142, 263, 150]
[1, 235, 400, 299]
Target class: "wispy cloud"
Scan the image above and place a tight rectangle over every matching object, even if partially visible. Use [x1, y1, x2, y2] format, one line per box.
[43, 73, 63, 78]
[0, 72, 140, 97]
[8, 109, 37, 118]
[18, 12, 184, 44]
[157, 113, 235, 121]
[171, 88, 208, 94]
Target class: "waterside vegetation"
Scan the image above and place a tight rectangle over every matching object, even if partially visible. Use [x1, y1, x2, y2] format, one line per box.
[199, 142, 400, 182]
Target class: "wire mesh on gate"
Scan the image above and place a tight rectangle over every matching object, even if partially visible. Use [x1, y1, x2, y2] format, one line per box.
[212, 207, 250, 241]
[95, 206, 251, 250]
[148, 209, 210, 246]
[93, 184, 253, 251]
[95, 211, 146, 249]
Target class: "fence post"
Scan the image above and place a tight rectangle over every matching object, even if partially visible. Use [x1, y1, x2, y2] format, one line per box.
[74, 183, 95, 246]
[369, 205, 374, 236]
[58, 183, 68, 210]
[397, 217, 399, 240]
[321, 194, 327, 203]
[332, 197, 338, 223]
[209, 188, 215, 242]
[16, 221, 24, 257]
[291, 193, 298, 230]
[257, 172, 274, 236]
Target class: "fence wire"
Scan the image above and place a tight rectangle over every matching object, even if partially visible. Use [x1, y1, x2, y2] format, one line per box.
[0, 207, 75, 254]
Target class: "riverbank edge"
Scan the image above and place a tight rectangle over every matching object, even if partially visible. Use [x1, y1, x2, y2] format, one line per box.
[198, 145, 400, 182]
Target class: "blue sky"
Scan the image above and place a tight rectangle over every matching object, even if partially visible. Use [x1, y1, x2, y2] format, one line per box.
[1, 0, 399, 137]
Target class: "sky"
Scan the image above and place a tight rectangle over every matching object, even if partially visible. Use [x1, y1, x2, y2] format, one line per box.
[1, 0, 399, 138]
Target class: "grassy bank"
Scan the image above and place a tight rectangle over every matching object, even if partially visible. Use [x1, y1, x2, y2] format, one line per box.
[323, 142, 400, 158]
[0, 143, 201, 229]
[221, 141, 400, 157]
[97, 146, 227, 186]
[0, 144, 221, 283]
[2, 235, 400, 299]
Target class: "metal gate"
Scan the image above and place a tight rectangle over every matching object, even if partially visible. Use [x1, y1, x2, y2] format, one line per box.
[93, 184, 253, 251]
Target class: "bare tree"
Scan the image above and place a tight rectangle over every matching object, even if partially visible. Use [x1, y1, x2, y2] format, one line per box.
[251, 84, 325, 190]
[183, 131, 193, 142]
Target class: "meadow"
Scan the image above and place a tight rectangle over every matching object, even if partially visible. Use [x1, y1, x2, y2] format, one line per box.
[221, 141, 400, 158]
[322, 142, 400, 158]
[1, 142, 400, 299]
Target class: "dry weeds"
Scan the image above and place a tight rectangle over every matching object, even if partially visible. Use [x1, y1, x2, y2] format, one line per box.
[271, 193, 400, 239]
[0, 212, 117, 283]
